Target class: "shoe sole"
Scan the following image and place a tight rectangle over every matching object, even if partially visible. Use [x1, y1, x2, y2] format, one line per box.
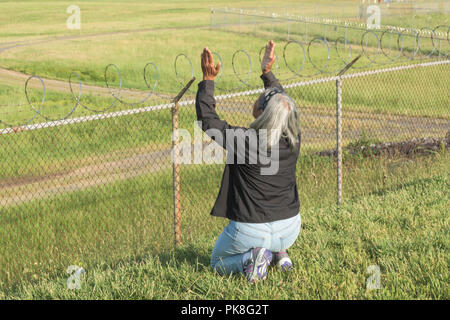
[248, 248, 271, 283]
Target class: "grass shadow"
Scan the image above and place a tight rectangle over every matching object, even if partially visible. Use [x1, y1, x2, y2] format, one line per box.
[157, 243, 211, 272]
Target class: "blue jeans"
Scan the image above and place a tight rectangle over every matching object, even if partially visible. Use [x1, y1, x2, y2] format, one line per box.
[210, 213, 301, 275]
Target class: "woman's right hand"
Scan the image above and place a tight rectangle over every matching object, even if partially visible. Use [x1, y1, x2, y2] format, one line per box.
[261, 40, 276, 74]
[201, 47, 221, 81]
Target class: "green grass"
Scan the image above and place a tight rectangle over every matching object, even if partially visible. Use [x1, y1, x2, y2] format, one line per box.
[0, 150, 448, 299]
[0, 26, 447, 130]
[0, 0, 447, 128]
[1, 0, 445, 43]
[1, 27, 349, 93]
[1, 25, 444, 94]
[1, 1, 447, 96]
[0, 0, 248, 42]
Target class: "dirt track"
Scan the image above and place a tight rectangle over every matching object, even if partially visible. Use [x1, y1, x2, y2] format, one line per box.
[0, 25, 208, 101]
[0, 146, 173, 207]
[0, 25, 209, 54]
[0, 68, 448, 207]
[1, 106, 448, 207]
[0, 66, 172, 102]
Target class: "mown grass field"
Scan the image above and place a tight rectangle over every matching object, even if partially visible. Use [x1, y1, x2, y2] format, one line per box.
[0, 17, 445, 96]
[0, 150, 449, 299]
[0, 0, 449, 300]
[0, 0, 448, 118]
[2, 0, 446, 43]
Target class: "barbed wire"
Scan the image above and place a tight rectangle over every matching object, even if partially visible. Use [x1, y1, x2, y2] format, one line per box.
[0, 23, 448, 129]
[1, 58, 448, 136]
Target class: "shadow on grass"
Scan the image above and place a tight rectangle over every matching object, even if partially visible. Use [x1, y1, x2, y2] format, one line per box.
[348, 175, 444, 203]
[157, 243, 211, 272]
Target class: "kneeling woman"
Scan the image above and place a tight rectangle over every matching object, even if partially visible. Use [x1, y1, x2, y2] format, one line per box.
[195, 40, 301, 283]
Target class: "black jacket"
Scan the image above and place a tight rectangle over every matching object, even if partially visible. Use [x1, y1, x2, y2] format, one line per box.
[195, 72, 300, 223]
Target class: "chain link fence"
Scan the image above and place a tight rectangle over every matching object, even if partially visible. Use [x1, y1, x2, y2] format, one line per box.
[0, 54, 448, 286]
[178, 59, 449, 244]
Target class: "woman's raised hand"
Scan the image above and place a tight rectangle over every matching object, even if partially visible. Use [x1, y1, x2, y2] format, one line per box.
[261, 40, 276, 74]
[201, 47, 221, 81]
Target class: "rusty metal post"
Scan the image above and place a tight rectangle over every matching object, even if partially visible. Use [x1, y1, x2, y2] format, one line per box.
[172, 77, 195, 247]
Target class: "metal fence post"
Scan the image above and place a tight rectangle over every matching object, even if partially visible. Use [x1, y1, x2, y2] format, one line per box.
[172, 77, 195, 247]
[172, 100, 182, 247]
[336, 77, 343, 206]
[335, 54, 361, 206]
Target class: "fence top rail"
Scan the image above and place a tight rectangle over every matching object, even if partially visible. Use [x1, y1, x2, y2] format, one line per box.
[211, 7, 450, 37]
[1, 58, 448, 135]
